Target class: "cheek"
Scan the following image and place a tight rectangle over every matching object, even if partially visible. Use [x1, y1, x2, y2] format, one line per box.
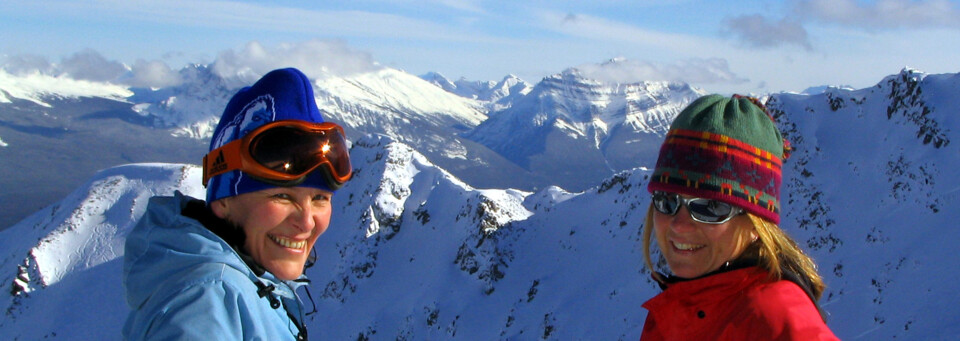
[709, 226, 745, 255]
[243, 206, 291, 236]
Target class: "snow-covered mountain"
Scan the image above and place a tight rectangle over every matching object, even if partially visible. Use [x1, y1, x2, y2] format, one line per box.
[464, 65, 706, 191]
[0, 69, 132, 106]
[0, 135, 657, 340]
[420, 72, 532, 111]
[126, 64, 234, 139]
[0, 80, 209, 232]
[312, 67, 548, 191]
[1, 60, 704, 229]
[0, 65, 547, 230]
[0, 163, 205, 341]
[765, 68, 960, 339]
[3, 65, 960, 339]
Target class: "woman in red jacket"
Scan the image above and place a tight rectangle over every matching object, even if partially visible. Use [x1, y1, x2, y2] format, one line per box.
[640, 94, 839, 340]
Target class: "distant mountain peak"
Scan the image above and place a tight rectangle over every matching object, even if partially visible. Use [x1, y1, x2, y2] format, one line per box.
[419, 72, 532, 110]
[463, 69, 705, 190]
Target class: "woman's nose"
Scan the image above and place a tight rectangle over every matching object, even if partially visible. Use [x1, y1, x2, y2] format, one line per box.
[291, 203, 316, 232]
[669, 206, 699, 232]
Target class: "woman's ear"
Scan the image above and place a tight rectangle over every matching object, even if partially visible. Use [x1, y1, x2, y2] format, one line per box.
[210, 198, 231, 220]
[740, 219, 759, 242]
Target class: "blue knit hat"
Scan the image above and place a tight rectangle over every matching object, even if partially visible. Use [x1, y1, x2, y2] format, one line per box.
[205, 67, 332, 204]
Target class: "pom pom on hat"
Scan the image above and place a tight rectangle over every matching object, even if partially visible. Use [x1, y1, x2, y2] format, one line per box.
[647, 94, 788, 224]
[205, 68, 331, 204]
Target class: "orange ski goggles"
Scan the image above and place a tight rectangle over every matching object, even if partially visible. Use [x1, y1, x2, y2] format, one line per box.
[202, 120, 353, 189]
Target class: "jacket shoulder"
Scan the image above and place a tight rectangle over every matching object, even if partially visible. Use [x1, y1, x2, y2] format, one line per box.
[737, 280, 839, 340]
[124, 263, 279, 340]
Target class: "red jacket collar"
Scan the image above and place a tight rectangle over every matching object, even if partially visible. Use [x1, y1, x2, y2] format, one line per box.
[643, 266, 769, 312]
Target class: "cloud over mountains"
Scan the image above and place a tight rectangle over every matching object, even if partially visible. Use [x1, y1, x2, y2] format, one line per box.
[1, 39, 382, 89]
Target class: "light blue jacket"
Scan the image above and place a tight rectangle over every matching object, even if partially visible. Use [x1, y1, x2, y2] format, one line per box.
[123, 192, 310, 340]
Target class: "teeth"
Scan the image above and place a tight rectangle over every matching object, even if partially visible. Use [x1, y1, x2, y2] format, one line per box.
[270, 235, 306, 249]
[672, 241, 704, 251]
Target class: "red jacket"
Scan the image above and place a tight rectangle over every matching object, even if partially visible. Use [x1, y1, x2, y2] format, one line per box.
[641, 267, 838, 341]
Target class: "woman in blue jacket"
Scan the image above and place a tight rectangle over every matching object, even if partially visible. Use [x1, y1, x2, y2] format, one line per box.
[123, 68, 353, 340]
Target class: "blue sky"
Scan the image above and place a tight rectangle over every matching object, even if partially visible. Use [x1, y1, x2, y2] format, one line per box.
[2, 0, 959, 94]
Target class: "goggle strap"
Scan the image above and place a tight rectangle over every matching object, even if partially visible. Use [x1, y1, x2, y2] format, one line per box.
[202, 140, 247, 186]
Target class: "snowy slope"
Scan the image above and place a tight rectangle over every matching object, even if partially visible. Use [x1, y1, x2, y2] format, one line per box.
[0, 69, 132, 107]
[307, 139, 659, 339]
[766, 68, 960, 339]
[0, 134, 662, 340]
[317, 68, 486, 130]
[314, 67, 549, 191]
[313, 66, 486, 161]
[0, 164, 204, 340]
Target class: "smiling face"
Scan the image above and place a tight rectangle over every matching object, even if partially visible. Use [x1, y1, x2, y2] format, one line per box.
[653, 196, 756, 279]
[212, 186, 333, 280]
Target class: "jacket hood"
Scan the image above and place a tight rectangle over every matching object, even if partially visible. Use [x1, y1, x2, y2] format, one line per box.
[122, 192, 254, 308]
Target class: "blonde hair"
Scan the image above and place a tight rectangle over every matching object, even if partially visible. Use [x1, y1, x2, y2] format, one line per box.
[641, 204, 826, 300]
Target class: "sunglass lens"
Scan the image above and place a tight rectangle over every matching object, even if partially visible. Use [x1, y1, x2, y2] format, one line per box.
[652, 192, 679, 215]
[687, 199, 734, 223]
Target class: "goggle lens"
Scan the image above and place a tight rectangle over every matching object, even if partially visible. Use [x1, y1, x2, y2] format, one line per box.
[202, 120, 353, 189]
[652, 191, 742, 224]
[250, 126, 351, 179]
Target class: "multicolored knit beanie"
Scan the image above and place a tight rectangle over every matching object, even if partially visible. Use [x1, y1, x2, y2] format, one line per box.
[205, 67, 331, 204]
[647, 94, 789, 224]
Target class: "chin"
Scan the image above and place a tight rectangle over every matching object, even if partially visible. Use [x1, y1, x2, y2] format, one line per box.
[266, 262, 306, 280]
[273, 270, 303, 281]
[672, 271, 702, 279]
[666, 264, 705, 279]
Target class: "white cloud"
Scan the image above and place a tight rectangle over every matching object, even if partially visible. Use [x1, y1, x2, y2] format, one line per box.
[211, 40, 383, 85]
[0, 54, 55, 75]
[59, 49, 127, 82]
[1, 50, 183, 88]
[1, 40, 386, 88]
[127, 59, 183, 88]
[792, 0, 960, 30]
[574, 58, 749, 85]
[722, 15, 813, 51]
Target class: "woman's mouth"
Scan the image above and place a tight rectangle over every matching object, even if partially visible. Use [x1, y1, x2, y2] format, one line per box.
[672, 241, 705, 251]
[269, 234, 306, 250]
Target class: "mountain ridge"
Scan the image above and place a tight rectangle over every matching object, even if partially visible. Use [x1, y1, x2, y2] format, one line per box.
[3, 63, 960, 338]
[0, 61, 705, 229]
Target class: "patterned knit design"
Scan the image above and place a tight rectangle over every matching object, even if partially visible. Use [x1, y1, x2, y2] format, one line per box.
[647, 95, 785, 224]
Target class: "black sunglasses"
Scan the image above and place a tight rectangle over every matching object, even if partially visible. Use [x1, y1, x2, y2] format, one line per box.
[651, 191, 744, 224]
